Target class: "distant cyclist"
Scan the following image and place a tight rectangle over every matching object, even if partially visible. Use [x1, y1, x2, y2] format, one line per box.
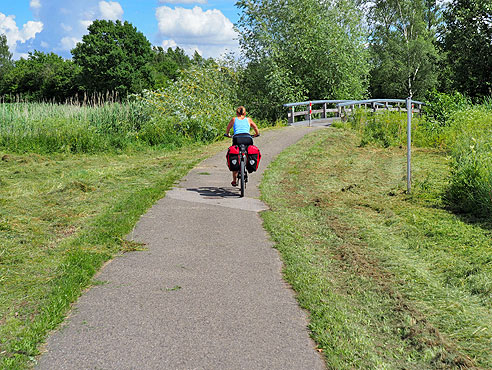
[225, 106, 260, 186]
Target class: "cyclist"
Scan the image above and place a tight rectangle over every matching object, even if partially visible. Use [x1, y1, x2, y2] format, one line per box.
[225, 106, 260, 186]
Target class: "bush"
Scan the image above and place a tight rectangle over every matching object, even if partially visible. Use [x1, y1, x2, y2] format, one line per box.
[445, 108, 492, 216]
[423, 90, 470, 127]
[138, 64, 237, 143]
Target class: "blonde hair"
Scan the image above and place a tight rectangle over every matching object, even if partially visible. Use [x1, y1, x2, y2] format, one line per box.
[236, 106, 246, 116]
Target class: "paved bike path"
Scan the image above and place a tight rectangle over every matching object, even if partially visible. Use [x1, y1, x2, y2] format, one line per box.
[37, 122, 332, 369]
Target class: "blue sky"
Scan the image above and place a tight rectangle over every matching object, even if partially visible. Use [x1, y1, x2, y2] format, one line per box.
[0, 1, 242, 59]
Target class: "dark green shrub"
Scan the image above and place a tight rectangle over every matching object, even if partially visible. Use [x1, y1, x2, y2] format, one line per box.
[423, 90, 469, 127]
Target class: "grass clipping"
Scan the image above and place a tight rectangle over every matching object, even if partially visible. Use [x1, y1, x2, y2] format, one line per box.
[260, 127, 492, 369]
[0, 140, 228, 368]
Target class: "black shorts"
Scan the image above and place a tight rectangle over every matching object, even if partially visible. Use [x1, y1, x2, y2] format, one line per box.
[233, 133, 253, 146]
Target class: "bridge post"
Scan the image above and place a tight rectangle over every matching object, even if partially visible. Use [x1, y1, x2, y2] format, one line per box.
[322, 103, 327, 119]
[309, 101, 312, 127]
[289, 106, 294, 125]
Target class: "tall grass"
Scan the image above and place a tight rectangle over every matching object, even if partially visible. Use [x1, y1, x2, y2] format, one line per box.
[0, 64, 277, 154]
[445, 107, 492, 216]
[0, 102, 153, 153]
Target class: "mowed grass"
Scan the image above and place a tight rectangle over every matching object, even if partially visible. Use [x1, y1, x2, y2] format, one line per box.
[260, 127, 492, 369]
[0, 140, 228, 368]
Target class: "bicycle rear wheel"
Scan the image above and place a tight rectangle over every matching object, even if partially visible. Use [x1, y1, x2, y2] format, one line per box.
[240, 159, 245, 197]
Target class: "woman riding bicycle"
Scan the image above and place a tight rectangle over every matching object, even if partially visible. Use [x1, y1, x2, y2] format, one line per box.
[225, 106, 260, 187]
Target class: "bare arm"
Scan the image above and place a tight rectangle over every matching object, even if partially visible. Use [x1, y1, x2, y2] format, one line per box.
[226, 118, 235, 135]
[249, 118, 259, 135]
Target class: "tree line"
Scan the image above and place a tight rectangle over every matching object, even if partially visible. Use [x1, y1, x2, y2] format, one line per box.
[0, 0, 490, 119]
[0, 20, 212, 103]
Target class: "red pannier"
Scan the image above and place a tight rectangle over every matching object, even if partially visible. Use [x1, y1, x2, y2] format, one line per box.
[246, 145, 261, 173]
[226, 145, 240, 171]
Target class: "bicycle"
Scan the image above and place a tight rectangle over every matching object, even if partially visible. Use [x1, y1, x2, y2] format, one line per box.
[225, 133, 259, 197]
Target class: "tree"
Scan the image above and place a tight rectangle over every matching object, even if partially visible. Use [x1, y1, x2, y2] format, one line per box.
[150, 46, 191, 88]
[368, 0, 440, 99]
[72, 20, 154, 96]
[1, 51, 81, 101]
[441, 0, 492, 98]
[0, 34, 13, 95]
[0, 34, 12, 70]
[235, 0, 369, 120]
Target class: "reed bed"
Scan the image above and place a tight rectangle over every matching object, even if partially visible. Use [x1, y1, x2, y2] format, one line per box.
[0, 101, 153, 153]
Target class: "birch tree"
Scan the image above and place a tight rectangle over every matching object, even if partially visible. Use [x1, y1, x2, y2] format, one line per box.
[368, 0, 439, 98]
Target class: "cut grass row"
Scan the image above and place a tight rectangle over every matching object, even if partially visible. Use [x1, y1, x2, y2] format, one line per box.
[260, 127, 492, 369]
[0, 140, 229, 368]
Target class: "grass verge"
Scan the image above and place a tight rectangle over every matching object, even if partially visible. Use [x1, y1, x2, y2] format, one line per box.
[260, 127, 492, 369]
[0, 140, 229, 368]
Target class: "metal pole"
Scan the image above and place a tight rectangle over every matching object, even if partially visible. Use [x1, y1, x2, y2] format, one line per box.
[406, 97, 412, 194]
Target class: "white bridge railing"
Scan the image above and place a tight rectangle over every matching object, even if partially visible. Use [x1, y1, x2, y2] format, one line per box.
[283, 98, 425, 125]
[283, 100, 350, 125]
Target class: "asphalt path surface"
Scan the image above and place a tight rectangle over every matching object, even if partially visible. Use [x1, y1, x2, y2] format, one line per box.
[37, 119, 334, 369]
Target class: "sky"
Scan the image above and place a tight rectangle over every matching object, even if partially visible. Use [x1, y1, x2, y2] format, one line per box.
[0, 0, 242, 60]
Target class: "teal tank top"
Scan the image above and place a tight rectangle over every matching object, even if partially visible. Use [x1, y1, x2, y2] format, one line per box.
[233, 117, 250, 135]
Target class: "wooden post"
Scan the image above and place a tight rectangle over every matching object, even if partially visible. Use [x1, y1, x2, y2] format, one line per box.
[322, 103, 327, 119]
[289, 106, 295, 125]
[337, 105, 342, 117]
[309, 101, 312, 127]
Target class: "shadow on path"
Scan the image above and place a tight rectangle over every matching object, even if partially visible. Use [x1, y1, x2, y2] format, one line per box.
[186, 186, 238, 199]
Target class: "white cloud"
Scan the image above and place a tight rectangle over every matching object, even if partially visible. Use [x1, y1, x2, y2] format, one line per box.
[41, 41, 49, 48]
[0, 12, 43, 57]
[61, 23, 72, 32]
[155, 6, 238, 58]
[98, 1, 123, 21]
[80, 20, 93, 30]
[23, 21, 44, 40]
[156, 6, 237, 44]
[60, 36, 80, 51]
[159, 0, 207, 4]
[161, 39, 178, 49]
[30, 0, 42, 9]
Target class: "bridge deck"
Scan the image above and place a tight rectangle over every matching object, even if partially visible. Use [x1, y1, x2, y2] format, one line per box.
[289, 117, 340, 127]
